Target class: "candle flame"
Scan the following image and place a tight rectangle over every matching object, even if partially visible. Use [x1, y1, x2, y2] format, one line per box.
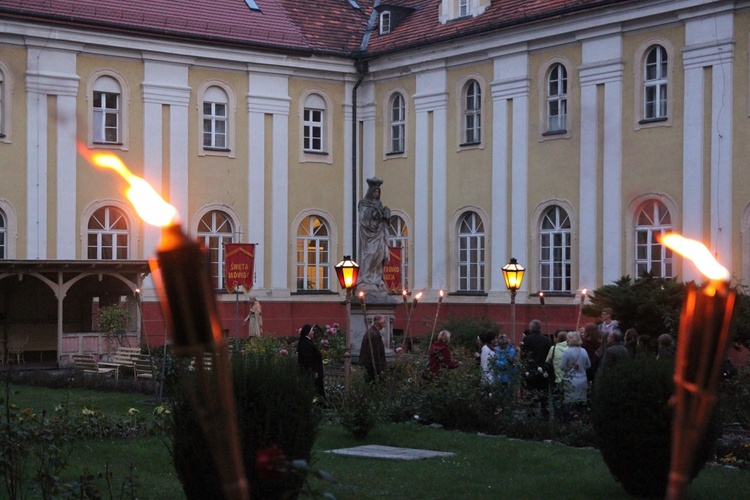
[414, 292, 423, 301]
[660, 233, 729, 281]
[81, 147, 177, 227]
[359, 291, 365, 299]
[582, 288, 587, 296]
[439, 289, 444, 298]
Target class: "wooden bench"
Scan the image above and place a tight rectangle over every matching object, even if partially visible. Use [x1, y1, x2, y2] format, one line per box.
[72, 354, 119, 379]
[132, 354, 156, 380]
[99, 346, 142, 375]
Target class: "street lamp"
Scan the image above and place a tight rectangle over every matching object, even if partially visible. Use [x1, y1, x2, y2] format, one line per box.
[335, 255, 359, 393]
[502, 258, 525, 345]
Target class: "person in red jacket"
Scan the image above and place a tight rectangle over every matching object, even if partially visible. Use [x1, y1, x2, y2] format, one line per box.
[428, 330, 460, 376]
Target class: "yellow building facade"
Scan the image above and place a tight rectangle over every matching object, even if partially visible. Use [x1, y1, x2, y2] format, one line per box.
[1, 0, 749, 341]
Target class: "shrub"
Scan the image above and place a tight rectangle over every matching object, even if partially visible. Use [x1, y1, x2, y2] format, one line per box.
[719, 362, 750, 428]
[590, 358, 718, 497]
[436, 315, 501, 352]
[171, 351, 320, 499]
[330, 373, 385, 439]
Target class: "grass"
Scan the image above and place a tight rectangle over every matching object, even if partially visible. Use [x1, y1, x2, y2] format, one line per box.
[4, 384, 750, 499]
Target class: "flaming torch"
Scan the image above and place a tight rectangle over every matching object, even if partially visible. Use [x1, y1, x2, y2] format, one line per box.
[660, 233, 736, 500]
[402, 291, 422, 351]
[575, 288, 587, 332]
[427, 290, 444, 352]
[85, 151, 249, 499]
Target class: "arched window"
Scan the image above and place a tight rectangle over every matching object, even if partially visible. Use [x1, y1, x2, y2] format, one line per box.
[389, 93, 405, 154]
[87, 206, 129, 260]
[0, 208, 6, 259]
[463, 80, 481, 145]
[197, 210, 235, 289]
[387, 215, 409, 292]
[635, 200, 672, 278]
[303, 94, 326, 153]
[539, 206, 571, 292]
[457, 211, 485, 291]
[92, 76, 121, 144]
[0, 58, 11, 141]
[644, 45, 668, 120]
[202, 86, 228, 149]
[547, 64, 568, 132]
[296, 215, 330, 291]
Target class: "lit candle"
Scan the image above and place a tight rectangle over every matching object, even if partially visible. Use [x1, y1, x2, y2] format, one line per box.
[538, 291, 545, 306]
[661, 233, 735, 500]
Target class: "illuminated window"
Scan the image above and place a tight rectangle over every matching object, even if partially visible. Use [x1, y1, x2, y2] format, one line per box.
[458, 211, 485, 291]
[198, 210, 235, 289]
[539, 206, 571, 292]
[635, 200, 672, 278]
[87, 206, 129, 260]
[296, 215, 330, 290]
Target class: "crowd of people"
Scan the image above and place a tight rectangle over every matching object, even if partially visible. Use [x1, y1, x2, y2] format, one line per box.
[293, 305, 686, 418]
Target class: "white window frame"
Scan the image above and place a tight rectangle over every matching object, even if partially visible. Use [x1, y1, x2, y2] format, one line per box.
[87, 70, 130, 150]
[457, 211, 485, 292]
[0, 58, 12, 143]
[463, 79, 482, 145]
[644, 45, 668, 120]
[0, 208, 6, 259]
[387, 213, 410, 292]
[634, 39, 674, 130]
[459, 0, 470, 17]
[196, 209, 236, 290]
[634, 199, 673, 278]
[546, 63, 568, 133]
[380, 11, 391, 34]
[86, 206, 130, 260]
[539, 206, 571, 293]
[299, 90, 333, 164]
[198, 81, 236, 157]
[390, 92, 406, 154]
[296, 215, 330, 291]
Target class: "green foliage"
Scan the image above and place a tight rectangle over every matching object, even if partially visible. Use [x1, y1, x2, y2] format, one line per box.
[330, 375, 385, 439]
[590, 358, 719, 497]
[97, 303, 132, 347]
[582, 274, 685, 339]
[719, 362, 750, 428]
[170, 351, 321, 499]
[436, 314, 500, 352]
[730, 289, 750, 347]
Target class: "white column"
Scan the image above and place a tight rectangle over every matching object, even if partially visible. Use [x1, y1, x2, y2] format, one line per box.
[578, 82, 598, 290]
[141, 100, 163, 254]
[413, 67, 447, 291]
[25, 86, 47, 259]
[681, 66, 704, 282]
[602, 78, 623, 284]
[271, 111, 289, 292]
[431, 100, 448, 290]
[247, 72, 290, 291]
[490, 50, 529, 294]
[683, 11, 734, 274]
[57, 94, 78, 258]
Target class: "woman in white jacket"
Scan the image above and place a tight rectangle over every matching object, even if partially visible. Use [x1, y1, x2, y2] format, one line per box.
[558, 330, 591, 414]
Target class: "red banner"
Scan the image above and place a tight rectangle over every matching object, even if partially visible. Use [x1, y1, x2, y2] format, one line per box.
[224, 243, 255, 293]
[384, 246, 403, 293]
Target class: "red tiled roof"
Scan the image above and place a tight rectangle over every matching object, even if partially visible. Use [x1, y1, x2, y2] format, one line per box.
[0, 0, 641, 57]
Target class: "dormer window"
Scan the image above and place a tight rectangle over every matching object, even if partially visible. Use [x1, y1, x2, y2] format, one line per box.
[439, 0, 489, 24]
[380, 11, 391, 34]
[459, 0, 469, 17]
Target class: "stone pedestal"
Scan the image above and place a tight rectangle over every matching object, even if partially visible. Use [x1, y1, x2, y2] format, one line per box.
[349, 293, 399, 362]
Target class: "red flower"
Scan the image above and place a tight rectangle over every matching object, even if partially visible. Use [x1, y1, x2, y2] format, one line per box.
[255, 445, 287, 479]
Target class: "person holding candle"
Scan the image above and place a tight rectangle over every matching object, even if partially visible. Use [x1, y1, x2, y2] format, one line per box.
[297, 324, 326, 400]
[359, 314, 387, 382]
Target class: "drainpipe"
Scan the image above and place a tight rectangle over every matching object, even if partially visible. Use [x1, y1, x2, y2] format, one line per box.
[351, 0, 379, 260]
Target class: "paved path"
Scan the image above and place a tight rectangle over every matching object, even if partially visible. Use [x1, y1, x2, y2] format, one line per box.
[324, 445, 455, 461]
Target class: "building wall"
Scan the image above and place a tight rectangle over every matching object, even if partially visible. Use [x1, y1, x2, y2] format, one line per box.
[1, 1, 749, 339]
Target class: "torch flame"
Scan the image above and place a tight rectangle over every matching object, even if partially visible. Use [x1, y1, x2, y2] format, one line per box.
[660, 233, 729, 281]
[81, 147, 177, 227]
[414, 292, 423, 301]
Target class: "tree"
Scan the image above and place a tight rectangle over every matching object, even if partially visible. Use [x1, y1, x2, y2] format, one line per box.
[97, 303, 132, 348]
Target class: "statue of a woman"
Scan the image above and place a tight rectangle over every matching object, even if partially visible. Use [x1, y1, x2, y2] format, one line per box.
[358, 177, 391, 290]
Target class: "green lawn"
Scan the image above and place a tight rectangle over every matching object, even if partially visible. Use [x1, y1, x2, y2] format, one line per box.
[4, 384, 750, 499]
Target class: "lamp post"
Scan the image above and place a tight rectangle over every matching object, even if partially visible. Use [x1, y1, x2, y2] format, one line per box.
[502, 258, 525, 345]
[335, 256, 359, 393]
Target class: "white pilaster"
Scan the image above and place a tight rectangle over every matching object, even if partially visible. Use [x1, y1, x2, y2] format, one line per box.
[491, 50, 529, 294]
[57, 94, 78, 258]
[602, 77, 623, 284]
[681, 66, 704, 282]
[247, 72, 290, 291]
[711, 59, 733, 264]
[271, 111, 289, 291]
[578, 83, 598, 290]
[413, 67, 447, 291]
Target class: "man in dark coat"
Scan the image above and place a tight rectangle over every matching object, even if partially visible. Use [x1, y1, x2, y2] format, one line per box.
[598, 330, 629, 377]
[359, 314, 387, 382]
[521, 319, 552, 419]
[297, 324, 326, 399]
